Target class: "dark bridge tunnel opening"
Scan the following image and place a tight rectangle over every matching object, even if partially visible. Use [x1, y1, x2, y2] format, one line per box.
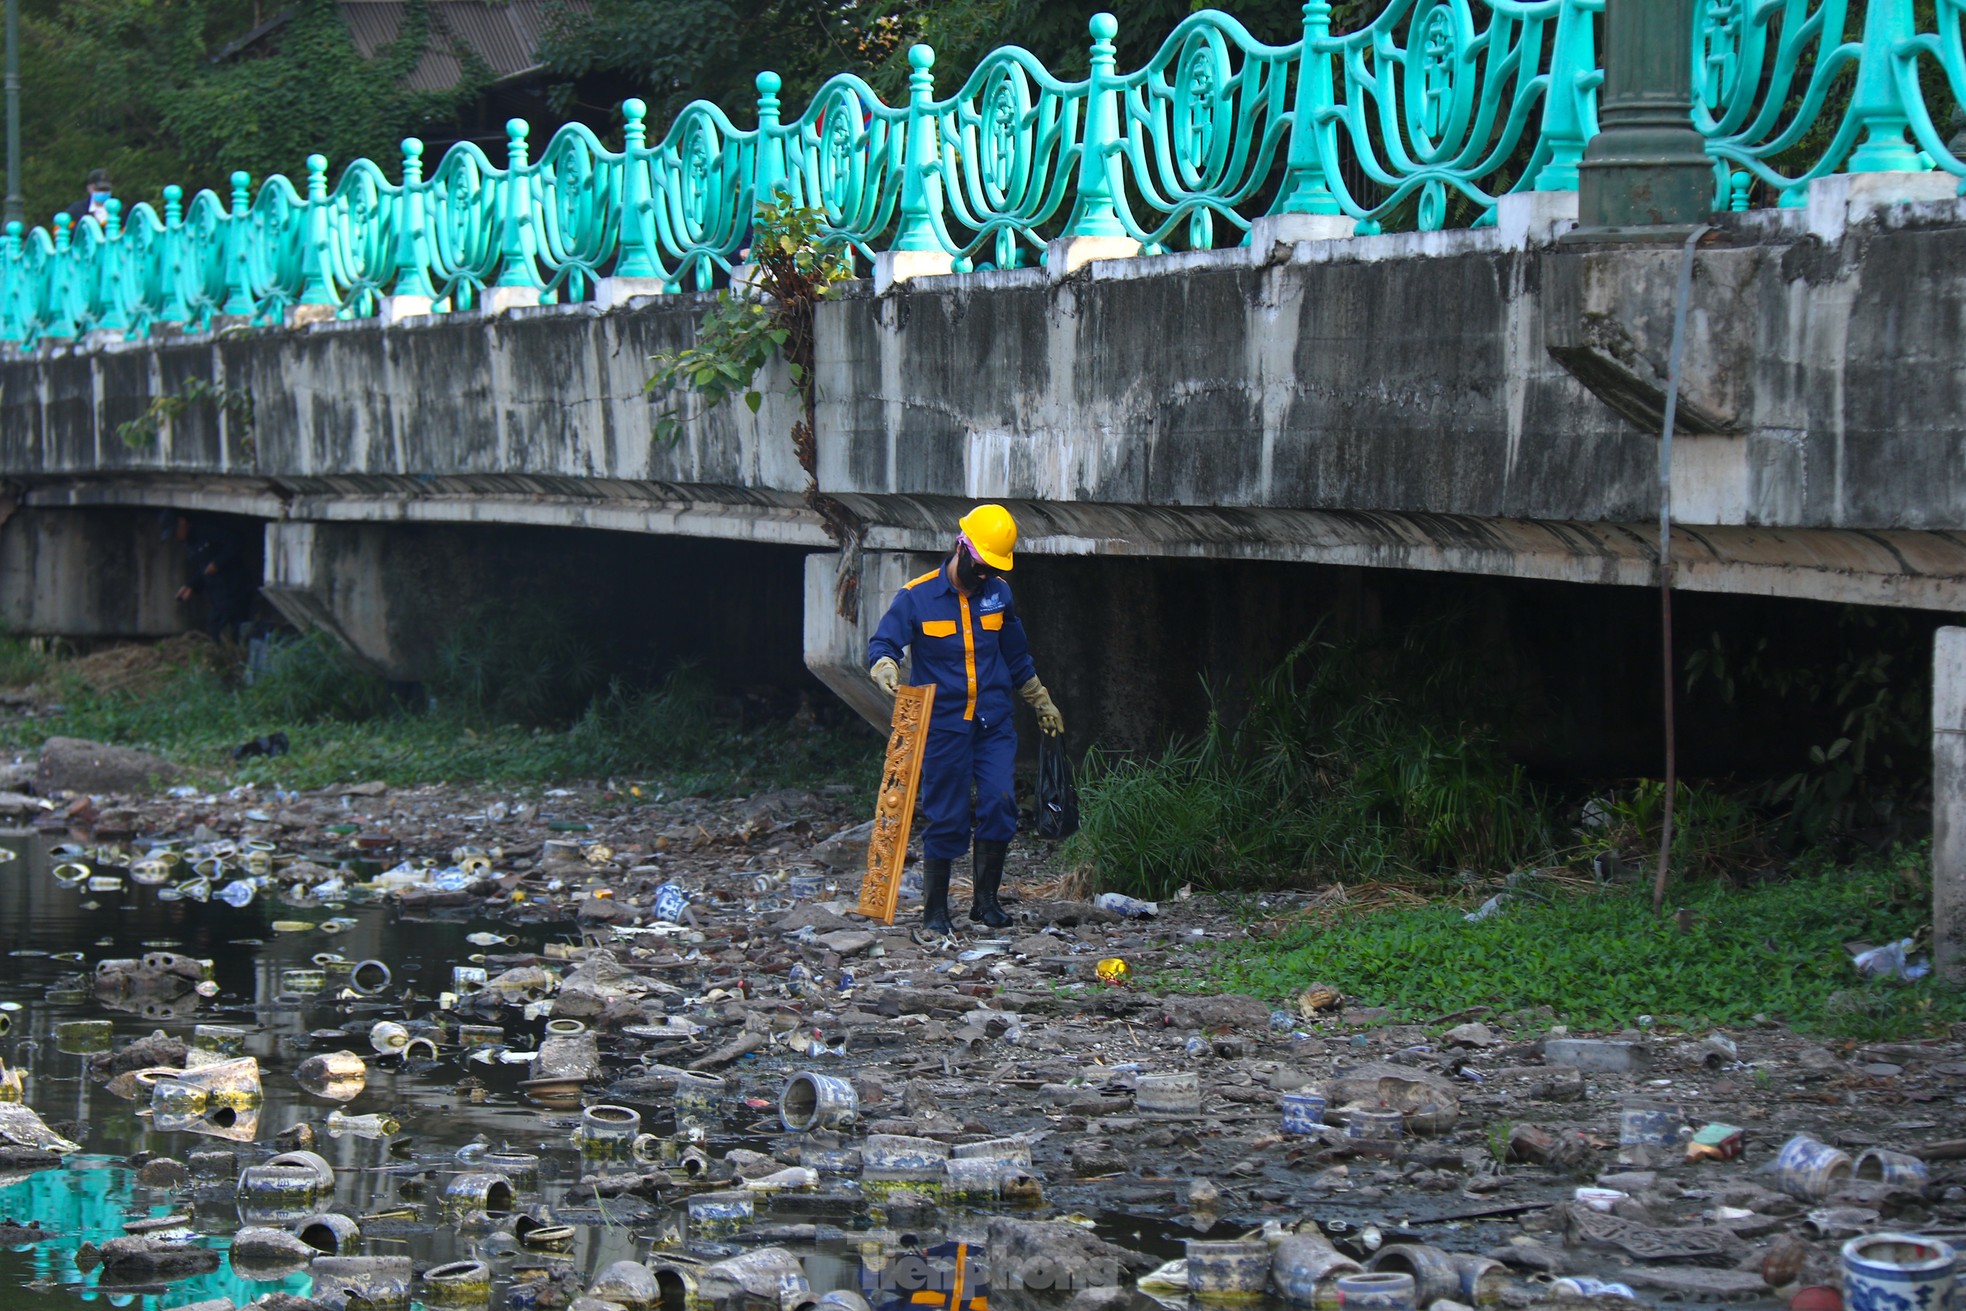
[1012, 554, 1949, 842]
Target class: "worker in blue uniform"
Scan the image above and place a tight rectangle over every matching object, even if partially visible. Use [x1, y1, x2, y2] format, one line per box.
[867, 505, 1065, 936]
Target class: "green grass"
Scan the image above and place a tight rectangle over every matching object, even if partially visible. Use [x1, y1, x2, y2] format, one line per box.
[0, 635, 879, 801]
[1172, 844, 1962, 1039]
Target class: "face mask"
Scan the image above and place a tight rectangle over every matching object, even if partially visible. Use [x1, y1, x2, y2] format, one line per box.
[91, 192, 111, 204]
[954, 551, 991, 592]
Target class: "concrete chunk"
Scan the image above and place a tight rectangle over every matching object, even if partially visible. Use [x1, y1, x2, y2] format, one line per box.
[1543, 1039, 1648, 1073]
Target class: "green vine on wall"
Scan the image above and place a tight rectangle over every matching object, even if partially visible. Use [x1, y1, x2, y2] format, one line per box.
[117, 378, 255, 452]
[646, 197, 865, 612]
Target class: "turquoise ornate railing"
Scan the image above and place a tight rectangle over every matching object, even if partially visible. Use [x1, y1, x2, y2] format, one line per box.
[1, 0, 1959, 346]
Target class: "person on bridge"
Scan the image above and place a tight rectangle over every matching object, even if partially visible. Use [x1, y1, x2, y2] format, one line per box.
[866, 504, 1065, 937]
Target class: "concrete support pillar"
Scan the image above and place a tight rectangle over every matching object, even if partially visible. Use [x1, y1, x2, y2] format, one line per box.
[1934, 627, 1966, 984]
[803, 550, 939, 732]
[0, 506, 195, 638]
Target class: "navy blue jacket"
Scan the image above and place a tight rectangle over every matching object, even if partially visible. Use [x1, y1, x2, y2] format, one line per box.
[868, 565, 1037, 728]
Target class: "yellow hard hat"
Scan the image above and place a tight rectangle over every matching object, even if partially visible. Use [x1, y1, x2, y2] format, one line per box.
[959, 504, 1018, 571]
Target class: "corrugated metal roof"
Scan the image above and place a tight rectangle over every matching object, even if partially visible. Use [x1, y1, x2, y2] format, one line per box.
[340, 0, 591, 92]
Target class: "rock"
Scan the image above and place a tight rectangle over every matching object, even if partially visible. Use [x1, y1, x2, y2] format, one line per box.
[36, 736, 183, 795]
[536, 1034, 601, 1080]
[1324, 1061, 1462, 1134]
[1157, 994, 1271, 1031]
[91, 1029, 188, 1076]
[1542, 1038, 1648, 1072]
[0, 1219, 49, 1244]
[813, 819, 876, 869]
[986, 1217, 1152, 1297]
[816, 930, 876, 956]
[253, 1298, 332, 1311]
[136, 1156, 188, 1187]
[231, 1227, 317, 1269]
[92, 1234, 221, 1275]
[1508, 1125, 1596, 1174]
[775, 904, 859, 934]
[1622, 1267, 1767, 1298]
[1444, 1022, 1499, 1047]
[1069, 1139, 1128, 1177]
[1066, 1288, 1142, 1311]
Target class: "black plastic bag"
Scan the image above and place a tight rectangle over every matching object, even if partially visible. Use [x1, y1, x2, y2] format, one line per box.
[1035, 734, 1080, 840]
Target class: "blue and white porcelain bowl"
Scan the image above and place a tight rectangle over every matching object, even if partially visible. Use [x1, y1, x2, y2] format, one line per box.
[1841, 1232, 1956, 1311]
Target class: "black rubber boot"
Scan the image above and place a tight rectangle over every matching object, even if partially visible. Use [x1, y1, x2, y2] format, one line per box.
[969, 839, 1012, 927]
[921, 858, 954, 936]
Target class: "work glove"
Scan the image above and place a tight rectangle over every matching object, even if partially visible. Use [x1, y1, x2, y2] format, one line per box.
[869, 657, 900, 697]
[1019, 677, 1064, 737]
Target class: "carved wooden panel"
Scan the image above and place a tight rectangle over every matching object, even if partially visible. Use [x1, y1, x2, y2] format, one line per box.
[860, 683, 935, 924]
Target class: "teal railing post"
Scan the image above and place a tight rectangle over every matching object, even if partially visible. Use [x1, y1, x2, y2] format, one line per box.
[615, 99, 659, 280]
[1845, 0, 1921, 173]
[892, 44, 945, 252]
[755, 73, 786, 204]
[1277, 0, 1344, 215]
[1066, 12, 1128, 238]
[392, 138, 434, 303]
[1530, 0, 1597, 190]
[47, 213, 76, 338]
[94, 197, 128, 335]
[158, 185, 187, 326]
[0, 220, 21, 342]
[490, 118, 540, 306]
[296, 153, 337, 317]
[221, 171, 256, 317]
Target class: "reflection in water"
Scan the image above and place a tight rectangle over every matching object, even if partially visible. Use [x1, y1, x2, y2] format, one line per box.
[0, 1160, 310, 1307]
[0, 829, 1199, 1311]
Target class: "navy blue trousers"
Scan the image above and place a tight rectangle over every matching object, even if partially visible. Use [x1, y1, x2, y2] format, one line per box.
[919, 715, 1018, 860]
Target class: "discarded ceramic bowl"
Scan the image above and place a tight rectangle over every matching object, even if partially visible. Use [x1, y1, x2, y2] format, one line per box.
[1270, 1232, 1363, 1308]
[54, 1019, 113, 1054]
[514, 1213, 576, 1250]
[347, 960, 391, 995]
[672, 1071, 725, 1115]
[688, 1190, 755, 1238]
[1619, 1100, 1682, 1146]
[543, 1018, 587, 1037]
[1134, 1071, 1201, 1115]
[236, 1165, 328, 1221]
[457, 1024, 503, 1049]
[574, 1104, 641, 1160]
[942, 1157, 1044, 1204]
[1333, 1271, 1416, 1311]
[191, 1025, 247, 1056]
[278, 968, 327, 996]
[293, 1212, 362, 1254]
[1281, 1091, 1327, 1135]
[422, 1258, 493, 1308]
[452, 966, 488, 994]
[517, 1077, 583, 1109]
[1841, 1233, 1956, 1311]
[266, 1150, 335, 1188]
[294, 1050, 368, 1102]
[861, 1133, 949, 1189]
[1188, 1239, 1274, 1302]
[951, 1136, 1032, 1167]
[1369, 1244, 1462, 1306]
[368, 1021, 410, 1054]
[1777, 1134, 1855, 1201]
[311, 1256, 412, 1311]
[1853, 1148, 1929, 1187]
[399, 1035, 440, 1062]
[780, 1071, 858, 1132]
[1345, 1106, 1405, 1143]
[788, 873, 826, 900]
[480, 1149, 540, 1186]
[441, 1171, 514, 1216]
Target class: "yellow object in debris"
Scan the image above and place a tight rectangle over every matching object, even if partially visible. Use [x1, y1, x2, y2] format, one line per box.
[1095, 958, 1128, 984]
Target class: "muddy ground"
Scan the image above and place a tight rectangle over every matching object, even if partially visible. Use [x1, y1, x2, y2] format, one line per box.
[5, 742, 1965, 1311]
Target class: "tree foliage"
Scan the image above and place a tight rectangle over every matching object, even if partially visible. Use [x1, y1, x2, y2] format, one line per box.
[9, 0, 484, 230]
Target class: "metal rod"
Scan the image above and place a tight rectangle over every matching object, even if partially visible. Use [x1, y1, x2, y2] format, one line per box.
[1654, 223, 1711, 915]
[3, 0, 18, 227]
